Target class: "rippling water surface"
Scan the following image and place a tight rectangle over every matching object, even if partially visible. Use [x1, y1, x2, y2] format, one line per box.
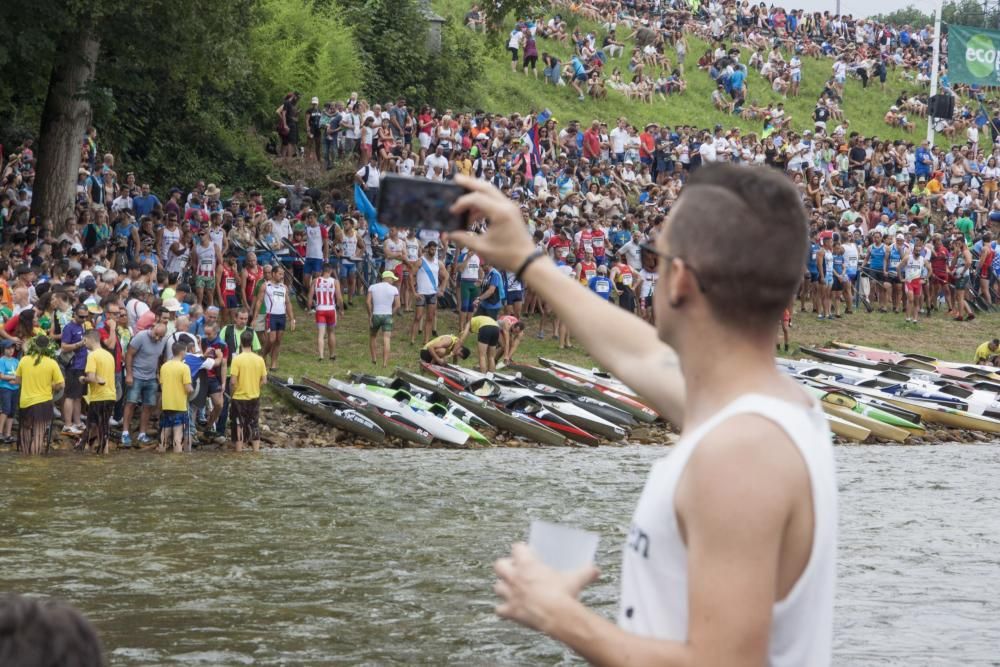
[1, 444, 998, 665]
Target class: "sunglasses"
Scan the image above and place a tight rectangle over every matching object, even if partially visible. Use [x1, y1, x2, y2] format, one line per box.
[639, 242, 708, 293]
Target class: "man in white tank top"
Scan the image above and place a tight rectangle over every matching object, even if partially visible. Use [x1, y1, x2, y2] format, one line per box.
[450, 167, 837, 667]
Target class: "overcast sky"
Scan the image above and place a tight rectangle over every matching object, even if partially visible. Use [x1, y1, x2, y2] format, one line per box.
[790, 0, 940, 18]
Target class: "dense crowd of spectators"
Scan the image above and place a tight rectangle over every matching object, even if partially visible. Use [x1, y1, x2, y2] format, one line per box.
[1, 1, 1000, 454]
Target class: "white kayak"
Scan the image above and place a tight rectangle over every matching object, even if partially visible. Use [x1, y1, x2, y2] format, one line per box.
[328, 378, 469, 445]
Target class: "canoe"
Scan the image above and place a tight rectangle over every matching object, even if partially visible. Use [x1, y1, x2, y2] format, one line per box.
[301, 378, 434, 446]
[799, 382, 925, 433]
[327, 378, 469, 446]
[495, 367, 637, 427]
[267, 377, 385, 444]
[362, 384, 492, 444]
[826, 413, 872, 441]
[503, 363, 659, 423]
[397, 369, 569, 446]
[830, 341, 1000, 381]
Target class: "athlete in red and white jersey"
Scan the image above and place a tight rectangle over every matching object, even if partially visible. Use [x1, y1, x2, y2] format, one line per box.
[220, 255, 240, 323]
[307, 262, 343, 361]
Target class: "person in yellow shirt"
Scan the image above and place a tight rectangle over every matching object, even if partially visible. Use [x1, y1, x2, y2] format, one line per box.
[78, 330, 116, 454]
[158, 341, 193, 453]
[420, 334, 471, 365]
[14, 335, 64, 455]
[458, 314, 501, 372]
[229, 330, 267, 452]
[974, 338, 999, 366]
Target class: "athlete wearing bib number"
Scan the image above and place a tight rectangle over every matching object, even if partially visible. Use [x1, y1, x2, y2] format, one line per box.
[307, 263, 342, 361]
[193, 231, 222, 308]
[252, 265, 296, 371]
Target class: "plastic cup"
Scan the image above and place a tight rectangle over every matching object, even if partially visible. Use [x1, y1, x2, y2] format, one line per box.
[527, 520, 599, 572]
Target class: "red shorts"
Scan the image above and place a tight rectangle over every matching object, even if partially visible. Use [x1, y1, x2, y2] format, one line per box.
[906, 279, 922, 295]
[315, 309, 337, 326]
[393, 263, 405, 280]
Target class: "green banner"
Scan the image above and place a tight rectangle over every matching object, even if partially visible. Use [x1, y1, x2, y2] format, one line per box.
[948, 24, 1000, 86]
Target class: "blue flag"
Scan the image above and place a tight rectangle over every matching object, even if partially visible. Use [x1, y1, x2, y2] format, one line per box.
[528, 108, 552, 164]
[354, 183, 388, 240]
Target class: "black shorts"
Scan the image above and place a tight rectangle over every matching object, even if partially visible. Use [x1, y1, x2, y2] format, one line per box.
[887, 274, 900, 285]
[477, 325, 501, 346]
[508, 47, 519, 61]
[64, 370, 84, 400]
[832, 277, 844, 292]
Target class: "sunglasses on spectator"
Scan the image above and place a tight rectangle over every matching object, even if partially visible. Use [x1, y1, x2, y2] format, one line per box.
[639, 242, 707, 293]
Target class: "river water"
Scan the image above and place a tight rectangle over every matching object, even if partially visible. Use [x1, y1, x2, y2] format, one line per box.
[1, 444, 998, 665]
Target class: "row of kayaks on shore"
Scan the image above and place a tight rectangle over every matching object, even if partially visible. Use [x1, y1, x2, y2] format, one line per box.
[267, 357, 666, 447]
[782, 342, 1000, 442]
[270, 343, 1000, 446]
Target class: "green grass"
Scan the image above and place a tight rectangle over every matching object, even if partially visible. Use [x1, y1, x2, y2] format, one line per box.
[434, 0, 951, 147]
[268, 297, 998, 392]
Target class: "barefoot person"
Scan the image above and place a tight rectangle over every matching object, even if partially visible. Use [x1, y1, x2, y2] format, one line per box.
[14, 335, 64, 456]
[229, 330, 267, 452]
[410, 241, 449, 345]
[253, 265, 296, 371]
[306, 262, 343, 361]
[367, 270, 400, 367]
[158, 341, 194, 453]
[450, 165, 836, 666]
[78, 330, 116, 454]
[420, 333, 470, 365]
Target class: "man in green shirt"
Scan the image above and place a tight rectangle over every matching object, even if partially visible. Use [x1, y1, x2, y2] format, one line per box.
[956, 208, 975, 243]
[218, 308, 261, 357]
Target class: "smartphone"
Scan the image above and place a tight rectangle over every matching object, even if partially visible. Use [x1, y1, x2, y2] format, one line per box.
[376, 174, 469, 231]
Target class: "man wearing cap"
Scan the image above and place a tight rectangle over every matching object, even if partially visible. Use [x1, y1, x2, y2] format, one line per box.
[410, 241, 450, 345]
[367, 270, 400, 367]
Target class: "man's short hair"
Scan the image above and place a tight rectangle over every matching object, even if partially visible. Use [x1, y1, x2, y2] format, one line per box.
[239, 330, 255, 349]
[83, 329, 101, 343]
[0, 594, 104, 667]
[171, 341, 189, 357]
[667, 164, 808, 329]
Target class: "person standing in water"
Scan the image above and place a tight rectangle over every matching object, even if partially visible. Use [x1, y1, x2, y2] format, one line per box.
[449, 165, 837, 666]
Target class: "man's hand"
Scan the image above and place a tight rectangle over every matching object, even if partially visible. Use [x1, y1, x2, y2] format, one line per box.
[449, 175, 536, 272]
[493, 542, 599, 634]
[125, 373, 133, 387]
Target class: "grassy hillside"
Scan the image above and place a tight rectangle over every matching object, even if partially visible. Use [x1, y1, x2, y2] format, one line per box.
[434, 0, 938, 145]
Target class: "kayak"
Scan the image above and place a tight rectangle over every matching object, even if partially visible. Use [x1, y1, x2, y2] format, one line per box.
[801, 385, 913, 442]
[301, 378, 434, 447]
[398, 369, 569, 446]
[458, 372, 638, 428]
[832, 341, 1000, 381]
[348, 373, 492, 431]
[798, 373, 1000, 433]
[465, 378, 616, 443]
[465, 378, 601, 446]
[362, 384, 492, 444]
[538, 357, 640, 398]
[327, 378, 470, 446]
[267, 377, 385, 444]
[503, 362, 659, 423]
[826, 413, 871, 441]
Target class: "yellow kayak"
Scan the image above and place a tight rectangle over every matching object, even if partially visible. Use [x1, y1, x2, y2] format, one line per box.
[820, 403, 911, 442]
[826, 414, 871, 442]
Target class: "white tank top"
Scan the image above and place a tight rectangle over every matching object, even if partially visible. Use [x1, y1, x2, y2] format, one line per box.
[618, 394, 837, 667]
[416, 256, 439, 295]
[195, 243, 216, 277]
[461, 252, 481, 281]
[385, 237, 405, 270]
[305, 223, 325, 259]
[161, 227, 180, 260]
[209, 227, 225, 253]
[264, 282, 287, 315]
[341, 232, 359, 261]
